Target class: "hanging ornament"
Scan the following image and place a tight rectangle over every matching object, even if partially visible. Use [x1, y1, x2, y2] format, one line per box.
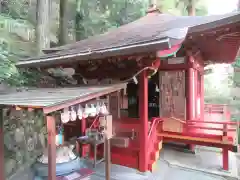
[89, 104, 97, 117]
[77, 104, 83, 120]
[61, 108, 69, 124]
[70, 106, 77, 121]
[100, 102, 109, 115]
[96, 102, 101, 115]
[99, 102, 103, 114]
[83, 104, 90, 118]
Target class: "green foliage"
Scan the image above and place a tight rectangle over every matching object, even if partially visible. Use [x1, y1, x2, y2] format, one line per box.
[0, 0, 208, 88]
[233, 56, 240, 68]
[156, 0, 208, 15]
[76, 0, 148, 39]
[0, 48, 42, 86]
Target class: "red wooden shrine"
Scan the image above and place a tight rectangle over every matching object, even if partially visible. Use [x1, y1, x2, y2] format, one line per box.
[2, 9, 239, 180]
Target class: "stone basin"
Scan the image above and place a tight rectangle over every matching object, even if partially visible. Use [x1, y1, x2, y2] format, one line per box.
[33, 144, 85, 179]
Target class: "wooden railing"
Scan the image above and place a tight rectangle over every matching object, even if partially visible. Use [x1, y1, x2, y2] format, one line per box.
[187, 120, 238, 140]
[204, 103, 228, 114]
[147, 118, 162, 160]
[157, 115, 238, 145]
[148, 117, 162, 138]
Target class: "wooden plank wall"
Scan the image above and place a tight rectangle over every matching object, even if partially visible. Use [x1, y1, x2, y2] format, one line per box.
[159, 70, 186, 120]
[109, 91, 120, 120]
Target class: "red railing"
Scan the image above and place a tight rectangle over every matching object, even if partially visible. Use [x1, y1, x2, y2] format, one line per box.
[190, 103, 238, 143]
[204, 103, 228, 114]
[147, 118, 162, 162]
[187, 120, 238, 138]
[148, 117, 162, 138]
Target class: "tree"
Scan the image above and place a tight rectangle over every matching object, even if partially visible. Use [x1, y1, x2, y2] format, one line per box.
[36, 0, 50, 54]
[75, 0, 84, 41]
[186, 0, 195, 15]
[0, 0, 208, 87]
[59, 0, 68, 45]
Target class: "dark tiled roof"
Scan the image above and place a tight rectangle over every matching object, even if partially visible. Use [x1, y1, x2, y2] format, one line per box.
[17, 11, 240, 68]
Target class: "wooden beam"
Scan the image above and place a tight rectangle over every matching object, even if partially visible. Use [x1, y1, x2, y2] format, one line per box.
[47, 115, 56, 180]
[0, 108, 5, 180]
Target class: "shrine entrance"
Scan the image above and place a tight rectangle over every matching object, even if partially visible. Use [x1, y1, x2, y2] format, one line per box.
[127, 72, 159, 119]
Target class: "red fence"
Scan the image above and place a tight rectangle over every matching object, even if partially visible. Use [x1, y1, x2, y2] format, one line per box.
[204, 103, 229, 114]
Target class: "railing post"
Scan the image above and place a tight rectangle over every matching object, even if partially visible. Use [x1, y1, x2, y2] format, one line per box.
[223, 105, 227, 120]
[222, 148, 229, 171]
[209, 105, 212, 115]
[223, 124, 228, 140]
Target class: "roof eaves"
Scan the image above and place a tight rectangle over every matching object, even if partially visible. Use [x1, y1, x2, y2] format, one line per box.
[16, 38, 171, 68]
[189, 13, 240, 35]
[43, 83, 126, 114]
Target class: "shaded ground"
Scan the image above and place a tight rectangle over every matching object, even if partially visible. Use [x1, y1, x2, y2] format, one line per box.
[10, 146, 239, 180]
[88, 146, 239, 180]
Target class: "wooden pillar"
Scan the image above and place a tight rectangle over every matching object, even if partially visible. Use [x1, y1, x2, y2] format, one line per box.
[81, 116, 88, 157]
[200, 72, 204, 121]
[139, 70, 148, 172]
[47, 115, 56, 180]
[186, 68, 195, 151]
[192, 69, 196, 120]
[193, 69, 199, 120]
[186, 68, 194, 121]
[109, 91, 120, 120]
[0, 108, 5, 180]
[81, 117, 86, 135]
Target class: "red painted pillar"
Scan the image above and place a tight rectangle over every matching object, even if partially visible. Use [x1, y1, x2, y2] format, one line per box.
[47, 115, 56, 180]
[200, 72, 204, 121]
[186, 68, 194, 121]
[222, 148, 229, 170]
[81, 117, 86, 135]
[194, 69, 198, 120]
[81, 117, 88, 157]
[139, 70, 148, 172]
[0, 108, 5, 180]
[186, 68, 195, 151]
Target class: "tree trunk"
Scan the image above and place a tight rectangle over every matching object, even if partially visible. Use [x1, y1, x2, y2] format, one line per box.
[149, 0, 157, 7]
[59, 0, 68, 45]
[187, 0, 195, 16]
[0, 0, 8, 14]
[36, 0, 50, 55]
[0, 0, 2, 13]
[75, 0, 83, 41]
